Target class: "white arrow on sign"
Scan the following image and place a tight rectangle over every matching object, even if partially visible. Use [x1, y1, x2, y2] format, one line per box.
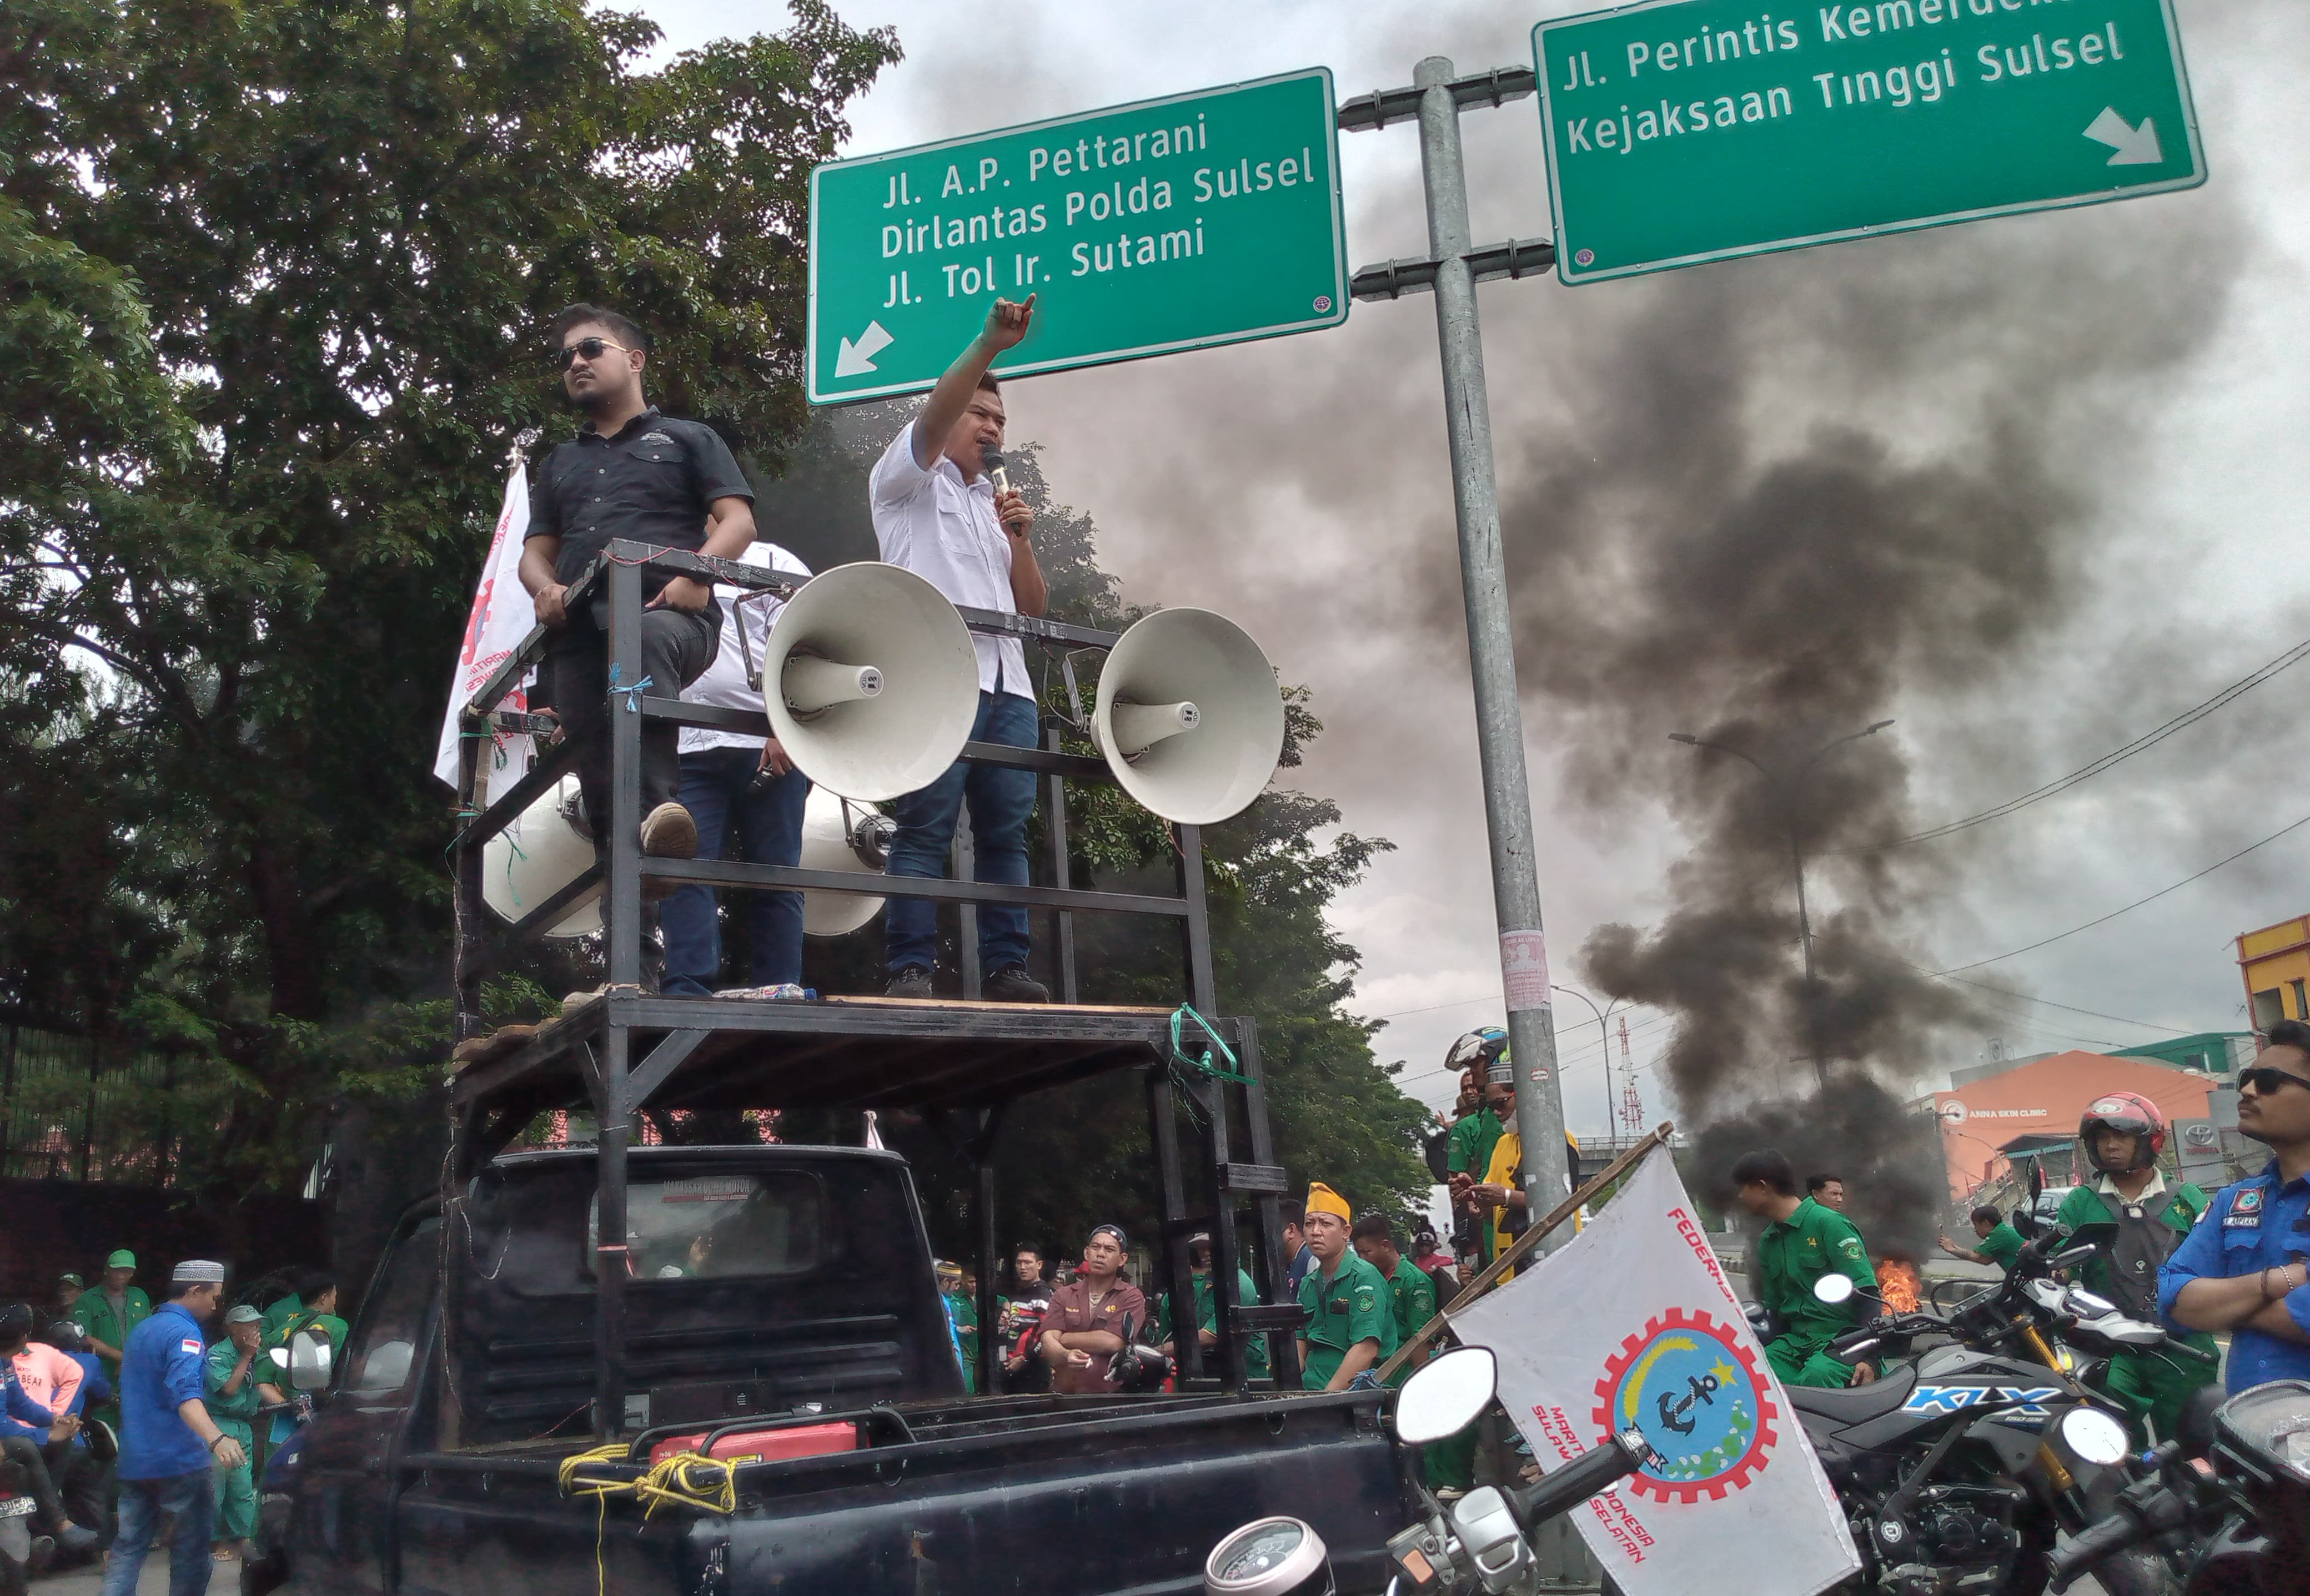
[2083, 107, 2161, 167]
[834, 320, 895, 377]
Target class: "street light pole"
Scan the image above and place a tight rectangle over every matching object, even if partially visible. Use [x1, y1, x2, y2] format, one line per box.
[1553, 984, 1621, 1150]
[1667, 721, 1893, 1090]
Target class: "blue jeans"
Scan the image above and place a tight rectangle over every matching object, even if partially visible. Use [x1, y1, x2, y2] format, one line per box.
[885, 691, 1038, 974]
[661, 745, 811, 994]
[103, 1468, 213, 1596]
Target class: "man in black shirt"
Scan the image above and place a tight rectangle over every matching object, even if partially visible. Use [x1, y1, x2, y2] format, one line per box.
[520, 304, 757, 860]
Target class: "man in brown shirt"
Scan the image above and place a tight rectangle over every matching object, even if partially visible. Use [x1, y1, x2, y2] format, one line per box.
[1038, 1225, 1146, 1394]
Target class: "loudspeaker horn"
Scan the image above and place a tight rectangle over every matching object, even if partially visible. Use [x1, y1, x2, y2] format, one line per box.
[481, 774, 601, 938]
[762, 563, 981, 802]
[1092, 607, 1284, 824]
[799, 788, 894, 938]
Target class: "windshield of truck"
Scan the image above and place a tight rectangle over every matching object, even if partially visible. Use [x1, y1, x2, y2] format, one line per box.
[586, 1172, 822, 1280]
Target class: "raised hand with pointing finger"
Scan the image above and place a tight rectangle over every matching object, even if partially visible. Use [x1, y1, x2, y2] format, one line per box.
[981, 293, 1036, 353]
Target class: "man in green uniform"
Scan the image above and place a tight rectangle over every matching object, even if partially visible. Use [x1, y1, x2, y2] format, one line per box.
[2053, 1092, 2221, 1447]
[206, 1303, 284, 1560]
[1350, 1214, 1436, 1386]
[77, 1250, 152, 1406]
[261, 1285, 349, 1446]
[1941, 1205, 2027, 1273]
[935, 1262, 978, 1393]
[1158, 1233, 1269, 1382]
[1445, 1031, 1509, 1271]
[1735, 1150, 1878, 1389]
[1296, 1183, 1397, 1391]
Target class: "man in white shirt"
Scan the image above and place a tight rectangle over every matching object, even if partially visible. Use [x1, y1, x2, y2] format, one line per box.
[867, 296, 1050, 1003]
[660, 540, 815, 996]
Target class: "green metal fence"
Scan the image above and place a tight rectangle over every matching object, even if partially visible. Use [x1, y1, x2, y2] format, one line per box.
[0, 1022, 223, 1185]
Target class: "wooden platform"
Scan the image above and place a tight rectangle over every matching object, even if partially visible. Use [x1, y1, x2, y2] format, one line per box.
[449, 990, 1224, 1127]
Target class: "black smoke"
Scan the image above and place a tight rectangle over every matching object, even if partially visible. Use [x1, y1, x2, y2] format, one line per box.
[1464, 185, 2248, 1235]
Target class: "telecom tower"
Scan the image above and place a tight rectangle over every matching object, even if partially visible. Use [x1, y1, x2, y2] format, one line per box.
[1617, 1015, 1645, 1139]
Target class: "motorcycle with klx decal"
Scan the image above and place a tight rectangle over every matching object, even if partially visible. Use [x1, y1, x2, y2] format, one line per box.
[1764, 1223, 2202, 1596]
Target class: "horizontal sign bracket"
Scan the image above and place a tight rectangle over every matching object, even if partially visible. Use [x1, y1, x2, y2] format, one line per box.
[1349, 238, 1558, 302]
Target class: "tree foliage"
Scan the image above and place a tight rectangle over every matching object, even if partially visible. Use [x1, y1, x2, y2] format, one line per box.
[0, 1, 1429, 1270]
[0, 0, 898, 1185]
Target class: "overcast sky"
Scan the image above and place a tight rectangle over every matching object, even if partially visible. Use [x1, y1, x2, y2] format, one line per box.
[643, 0, 2310, 1135]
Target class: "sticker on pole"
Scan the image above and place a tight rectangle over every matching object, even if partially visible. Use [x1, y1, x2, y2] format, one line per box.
[1500, 930, 1551, 1013]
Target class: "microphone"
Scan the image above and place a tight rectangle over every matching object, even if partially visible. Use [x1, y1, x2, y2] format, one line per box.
[981, 445, 1010, 496]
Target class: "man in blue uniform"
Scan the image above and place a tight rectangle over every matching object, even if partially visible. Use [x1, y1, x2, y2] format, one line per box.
[102, 1260, 246, 1596]
[2160, 1020, 2310, 1390]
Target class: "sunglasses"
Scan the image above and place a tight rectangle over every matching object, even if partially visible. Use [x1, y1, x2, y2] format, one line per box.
[554, 336, 632, 370]
[2238, 1065, 2310, 1097]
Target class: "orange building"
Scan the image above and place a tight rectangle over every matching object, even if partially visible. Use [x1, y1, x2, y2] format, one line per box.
[1934, 1050, 2217, 1200]
[2238, 913, 2310, 1033]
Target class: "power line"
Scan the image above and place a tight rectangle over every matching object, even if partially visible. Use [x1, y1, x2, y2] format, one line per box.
[1846, 632, 2310, 853]
[1937, 808, 2310, 974]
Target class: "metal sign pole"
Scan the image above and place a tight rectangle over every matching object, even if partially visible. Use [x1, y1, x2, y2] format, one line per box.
[1406, 57, 1573, 1248]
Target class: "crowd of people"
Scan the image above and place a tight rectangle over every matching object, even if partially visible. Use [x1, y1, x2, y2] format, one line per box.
[1, 1253, 340, 1594]
[1731, 1022, 2310, 1453]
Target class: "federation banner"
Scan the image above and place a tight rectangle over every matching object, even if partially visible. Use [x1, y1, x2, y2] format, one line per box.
[431, 464, 536, 806]
[1450, 1147, 1859, 1596]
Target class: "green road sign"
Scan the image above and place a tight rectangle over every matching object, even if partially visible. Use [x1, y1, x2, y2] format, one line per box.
[1532, 0, 2205, 284]
[807, 70, 1347, 404]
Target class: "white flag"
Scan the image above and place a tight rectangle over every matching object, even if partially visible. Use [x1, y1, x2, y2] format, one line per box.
[1451, 1147, 1860, 1596]
[432, 464, 538, 807]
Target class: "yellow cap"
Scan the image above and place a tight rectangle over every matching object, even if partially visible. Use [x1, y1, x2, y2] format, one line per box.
[1307, 1181, 1352, 1221]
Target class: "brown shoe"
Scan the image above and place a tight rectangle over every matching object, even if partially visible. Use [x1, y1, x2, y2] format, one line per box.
[640, 802, 697, 859]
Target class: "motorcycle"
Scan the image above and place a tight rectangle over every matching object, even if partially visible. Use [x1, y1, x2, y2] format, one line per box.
[1777, 1223, 2203, 1596]
[0, 1456, 43, 1596]
[1201, 1346, 1655, 1596]
[2045, 1378, 2310, 1596]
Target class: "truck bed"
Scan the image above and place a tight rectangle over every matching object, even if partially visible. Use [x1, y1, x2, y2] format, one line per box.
[378, 1388, 1405, 1596]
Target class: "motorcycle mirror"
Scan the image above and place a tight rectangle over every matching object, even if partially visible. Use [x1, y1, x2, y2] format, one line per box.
[1814, 1273, 1856, 1306]
[1395, 1346, 1497, 1444]
[2011, 1206, 2041, 1238]
[288, 1328, 332, 1392]
[2066, 1221, 2118, 1250]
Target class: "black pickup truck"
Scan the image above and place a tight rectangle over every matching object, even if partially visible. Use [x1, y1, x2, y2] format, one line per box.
[263, 1139, 1404, 1596]
[255, 542, 1410, 1595]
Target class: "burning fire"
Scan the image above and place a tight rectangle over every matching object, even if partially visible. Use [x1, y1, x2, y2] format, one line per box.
[1876, 1259, 1921, 1314]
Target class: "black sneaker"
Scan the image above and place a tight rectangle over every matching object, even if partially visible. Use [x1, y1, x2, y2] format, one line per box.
[983, 965, 1050, 1004]
[885, 966, 934, 1000]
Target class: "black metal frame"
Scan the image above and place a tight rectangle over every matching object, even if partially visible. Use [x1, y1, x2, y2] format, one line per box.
[446, 541, 1298, 1439]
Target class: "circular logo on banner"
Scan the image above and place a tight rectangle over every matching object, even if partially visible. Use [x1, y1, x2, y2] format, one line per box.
[1592, 1308, 1777, 1503]
[1939, 1100, 1968, 1125]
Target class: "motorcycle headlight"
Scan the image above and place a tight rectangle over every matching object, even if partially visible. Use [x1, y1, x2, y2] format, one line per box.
[2214, 1379, 2310, 1487]
[1204, 1517, 1333, 1596]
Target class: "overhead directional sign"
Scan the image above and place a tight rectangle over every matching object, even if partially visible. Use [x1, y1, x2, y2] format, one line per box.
[807, 69, 1348, 404]
[1531, 0, 2206, 284]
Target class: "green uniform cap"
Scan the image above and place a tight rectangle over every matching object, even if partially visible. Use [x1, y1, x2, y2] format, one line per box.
[106, 1250, 135, 1270]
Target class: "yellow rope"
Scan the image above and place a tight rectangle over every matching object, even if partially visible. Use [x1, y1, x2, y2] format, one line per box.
[557, 1443, 740, 1537]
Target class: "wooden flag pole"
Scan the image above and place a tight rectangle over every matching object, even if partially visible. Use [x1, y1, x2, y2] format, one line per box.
[1373, 1120, 1675, 1386]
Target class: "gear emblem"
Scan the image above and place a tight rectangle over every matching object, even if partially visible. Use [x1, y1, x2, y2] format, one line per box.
[1590, 1307, 1777, 1504]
